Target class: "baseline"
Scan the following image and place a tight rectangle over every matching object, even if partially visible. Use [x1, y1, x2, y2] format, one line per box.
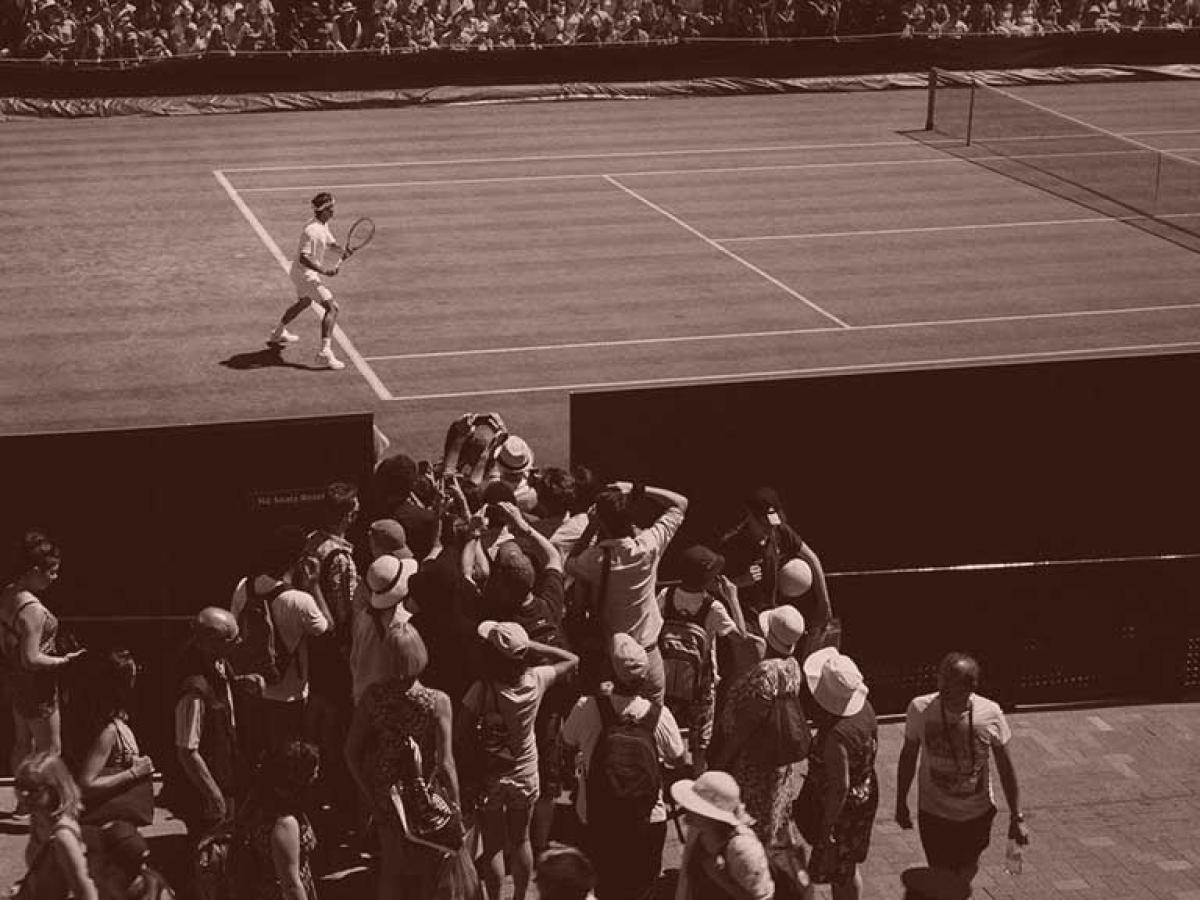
[230, 144, 1200, 194]
[211, 169, 394, 401]
[218, 129, 1200, 175]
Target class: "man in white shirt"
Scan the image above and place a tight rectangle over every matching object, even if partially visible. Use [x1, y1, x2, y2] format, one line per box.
[229, 525, 331, 765]
[895, 652, 1030, 887]
[267, 191, 347, 370]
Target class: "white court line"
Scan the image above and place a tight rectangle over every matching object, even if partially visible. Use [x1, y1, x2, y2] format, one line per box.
[382, 340, 1200, 402]
[219, 139, 945, 173]
[231, 146, 1199, 194]
[219, 129, 1200, 174]
[363, 302, 1200, 362]
[211, 169, 395, 401]
[718, 211, 1200, 242]
[602, 174, 851, 329]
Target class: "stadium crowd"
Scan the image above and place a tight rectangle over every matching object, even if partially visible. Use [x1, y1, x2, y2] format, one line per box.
[4, 0, 1198, 61]
[0, 411, 1030, 900]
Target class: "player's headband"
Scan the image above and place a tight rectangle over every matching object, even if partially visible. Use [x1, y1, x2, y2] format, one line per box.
[312, 193, 335, 212]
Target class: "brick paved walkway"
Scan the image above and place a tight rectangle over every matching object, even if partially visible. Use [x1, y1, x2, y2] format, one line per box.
[1, 702, 1197, 899]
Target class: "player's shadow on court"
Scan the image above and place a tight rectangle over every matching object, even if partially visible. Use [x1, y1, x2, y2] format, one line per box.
[220, 346, 316, 371]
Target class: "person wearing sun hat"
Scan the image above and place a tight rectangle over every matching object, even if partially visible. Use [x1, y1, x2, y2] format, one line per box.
[670, 770, 775, 900]
[348, 521, 417, 704]
[464, 621, 578, 900]
[710, 605, 808, 869]
[485, 433, 540, 513]
[796, 647, 879, 899]
[560, 633, 686, 900]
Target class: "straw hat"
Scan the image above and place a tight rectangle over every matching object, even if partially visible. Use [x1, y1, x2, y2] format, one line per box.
[803, 647, 868, 717]
[758, 606, 805, 656]
[670, 771, 746, 828]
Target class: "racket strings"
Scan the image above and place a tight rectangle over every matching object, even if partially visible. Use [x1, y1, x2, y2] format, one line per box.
[346, 217, 375, 254]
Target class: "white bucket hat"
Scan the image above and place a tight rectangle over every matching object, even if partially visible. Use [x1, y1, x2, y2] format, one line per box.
[803, 646, 868, 717]
[758, 606, 806, 656]
[669, 771, 746, 827]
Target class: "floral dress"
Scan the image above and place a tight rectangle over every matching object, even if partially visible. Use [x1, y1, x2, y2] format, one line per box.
[359, 677, 440, 815]
[237, 802, 319, 900]
[805, 702, 879, 884]
[718, 656, 807, 848]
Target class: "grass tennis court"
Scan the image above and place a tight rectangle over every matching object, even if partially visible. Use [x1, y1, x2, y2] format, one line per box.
[6, 79, 1200, 462]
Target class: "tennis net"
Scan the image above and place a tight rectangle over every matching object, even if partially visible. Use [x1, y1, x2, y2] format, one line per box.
[923, 69, 1200, 245]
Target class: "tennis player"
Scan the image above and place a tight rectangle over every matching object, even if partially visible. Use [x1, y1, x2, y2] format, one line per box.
[267, 191, 346, 370]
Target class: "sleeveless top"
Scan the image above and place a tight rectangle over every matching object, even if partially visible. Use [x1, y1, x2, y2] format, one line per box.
[0, 592, 58, 669]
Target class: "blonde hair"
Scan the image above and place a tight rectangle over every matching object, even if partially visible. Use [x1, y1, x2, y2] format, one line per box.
[384, 623, 429, 681]
[15, 752, 81, 820]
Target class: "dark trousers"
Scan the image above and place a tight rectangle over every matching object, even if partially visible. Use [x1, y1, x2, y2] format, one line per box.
[588, 817, 667, 900]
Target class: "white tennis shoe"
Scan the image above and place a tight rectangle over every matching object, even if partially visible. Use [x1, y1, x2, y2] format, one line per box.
[315, 349, 345, 370]
[266, 329, 300, 347]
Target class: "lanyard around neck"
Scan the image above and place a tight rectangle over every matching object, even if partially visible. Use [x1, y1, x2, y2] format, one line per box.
[940, 698, 975, 774]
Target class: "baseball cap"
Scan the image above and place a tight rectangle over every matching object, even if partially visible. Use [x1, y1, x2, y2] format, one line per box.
[610, 632, 649, 686]
[369, 519, 412, 557]
[478, 620, 529, 659]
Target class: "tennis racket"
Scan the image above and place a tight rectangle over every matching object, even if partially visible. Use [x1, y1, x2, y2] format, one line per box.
[335, 216, 375, 272]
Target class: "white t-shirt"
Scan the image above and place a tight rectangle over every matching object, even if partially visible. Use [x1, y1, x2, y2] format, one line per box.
[905, 691, 1011, 821]
[290, 218, 336, 286]
[561, 692, 685, 825]
[656, 586, 738, 680]
[230, 575, 328, 704]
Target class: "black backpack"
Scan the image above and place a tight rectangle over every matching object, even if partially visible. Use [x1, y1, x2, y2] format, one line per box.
[659, 587, 715, 707]
[229, 576, 293, 686]
[587, 695, 662, 825]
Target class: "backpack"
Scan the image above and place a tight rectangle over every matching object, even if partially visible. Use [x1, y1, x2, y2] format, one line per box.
[300, 531, 353, 605]
[477, 682, 517, 775]
[754, 690, 811, 768]
[586, 695, 662, 825]
[658, 587, 715, 707]
[229, 576, 293, 686]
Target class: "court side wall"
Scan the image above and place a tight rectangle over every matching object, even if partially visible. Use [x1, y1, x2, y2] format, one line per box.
[0, 414, 376, 774]
[569, 352, 1200, 710]
[3, 31, 1200, 105]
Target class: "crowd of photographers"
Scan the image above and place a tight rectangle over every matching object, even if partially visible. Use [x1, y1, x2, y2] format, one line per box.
[4, 0, 1197, 62]
[2, 410, 1030, 900]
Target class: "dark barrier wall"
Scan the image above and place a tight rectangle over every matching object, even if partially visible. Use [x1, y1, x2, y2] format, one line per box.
[570, 352, 1200, 707]
[3, 31, 1200, 98]
[0, 414, 376, 773]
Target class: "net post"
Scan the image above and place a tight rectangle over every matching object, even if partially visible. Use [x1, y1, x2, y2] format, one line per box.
[925, 68, 938, 131]
[965, 77, 977, 147]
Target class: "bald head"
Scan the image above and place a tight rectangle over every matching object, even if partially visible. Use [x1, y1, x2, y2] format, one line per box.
[194, 607, 238, 642]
